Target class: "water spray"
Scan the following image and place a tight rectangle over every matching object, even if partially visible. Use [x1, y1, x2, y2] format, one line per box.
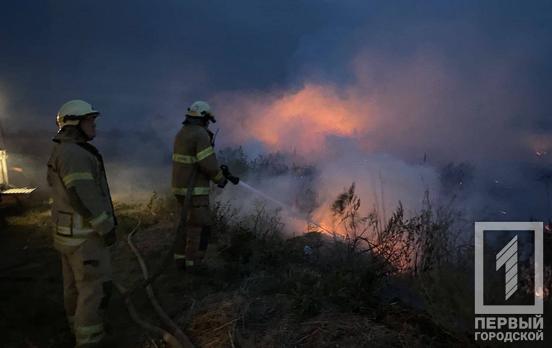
[221, 164, 336, 235]
[221, 165, 298, 212]
[222, 167, 335, 236]
[238, 181, 289, 210]
[238, 181, 336, 235]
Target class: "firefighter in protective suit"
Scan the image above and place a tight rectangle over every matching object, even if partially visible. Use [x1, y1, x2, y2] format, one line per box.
[172, 101, 228, 269]
[47, 100, 116, 347]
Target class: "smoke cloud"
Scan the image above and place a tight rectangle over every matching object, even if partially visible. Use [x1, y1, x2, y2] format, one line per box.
[216, 47, 542, 164]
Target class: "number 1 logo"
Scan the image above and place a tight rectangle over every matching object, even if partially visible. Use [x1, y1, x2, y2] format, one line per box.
[496, 235, 518, 300]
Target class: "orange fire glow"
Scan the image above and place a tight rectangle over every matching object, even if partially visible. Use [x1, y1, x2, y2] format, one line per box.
[307, 209, 414, 272]
[222, 83, 377, 156]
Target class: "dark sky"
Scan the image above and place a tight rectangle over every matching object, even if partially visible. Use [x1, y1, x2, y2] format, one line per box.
[0, 0, 552, 162]
[1, 0, 329, 128]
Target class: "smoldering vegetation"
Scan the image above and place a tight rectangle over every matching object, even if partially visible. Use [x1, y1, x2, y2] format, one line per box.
[110, 158, 552, 346]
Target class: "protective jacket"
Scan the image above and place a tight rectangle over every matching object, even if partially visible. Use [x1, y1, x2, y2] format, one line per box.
[172, 119, 225, 267]
[47, 126, 116, 251]
[172, 119, 225, 198]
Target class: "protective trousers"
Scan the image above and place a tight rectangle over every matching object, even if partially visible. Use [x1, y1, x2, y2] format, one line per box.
[61, 237, 112, 347]
[174, 196, 212, 268]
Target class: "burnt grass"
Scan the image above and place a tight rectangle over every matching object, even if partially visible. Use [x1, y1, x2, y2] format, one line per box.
[0, 189, 496, 348]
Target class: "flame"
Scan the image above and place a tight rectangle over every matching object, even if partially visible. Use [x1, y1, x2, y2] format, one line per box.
[305, 203, 417, 272]
[11, 167, 23, 173]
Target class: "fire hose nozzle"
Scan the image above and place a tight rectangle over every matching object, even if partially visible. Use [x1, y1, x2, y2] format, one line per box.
[220, 165, 240, 185]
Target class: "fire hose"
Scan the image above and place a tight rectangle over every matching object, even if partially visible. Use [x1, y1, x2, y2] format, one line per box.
[114, 280, 184, 348]
[114, 215, 193, 348]
[114, 168, 199, 348]
[128, 217, 194, 347]
[115, 165, 239, 347]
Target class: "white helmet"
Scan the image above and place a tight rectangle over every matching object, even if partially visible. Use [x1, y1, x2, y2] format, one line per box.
[186, 100, 216, 122]
[56, 99, 99, 129]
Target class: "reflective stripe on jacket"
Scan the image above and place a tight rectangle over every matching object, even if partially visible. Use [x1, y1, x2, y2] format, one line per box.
[47, 126, 116, 249]
[172, 122, 225, 196]
[75, 322, 106, 346]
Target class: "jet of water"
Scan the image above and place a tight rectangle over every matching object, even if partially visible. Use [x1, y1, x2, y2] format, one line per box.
[237, 180, 336, 236]
[238, 181, 290, 210]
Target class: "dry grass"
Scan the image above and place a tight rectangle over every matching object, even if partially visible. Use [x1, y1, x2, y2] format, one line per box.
[1, 189, 479, 347]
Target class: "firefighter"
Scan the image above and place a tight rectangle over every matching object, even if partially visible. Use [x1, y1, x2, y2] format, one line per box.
[47, 99, 116, 347]
[172, 101, 228, 270]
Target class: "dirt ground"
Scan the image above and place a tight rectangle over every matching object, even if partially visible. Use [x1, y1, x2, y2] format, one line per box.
[1, 201, 478, 348]
[0, 205, 144, 347]
[0, 201, 208, 348]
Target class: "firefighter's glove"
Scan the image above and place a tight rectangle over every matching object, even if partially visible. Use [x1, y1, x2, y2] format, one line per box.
[220, 165, 240, 185]
[103, 228, 117, 247]
[217, 178, 228, 188]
